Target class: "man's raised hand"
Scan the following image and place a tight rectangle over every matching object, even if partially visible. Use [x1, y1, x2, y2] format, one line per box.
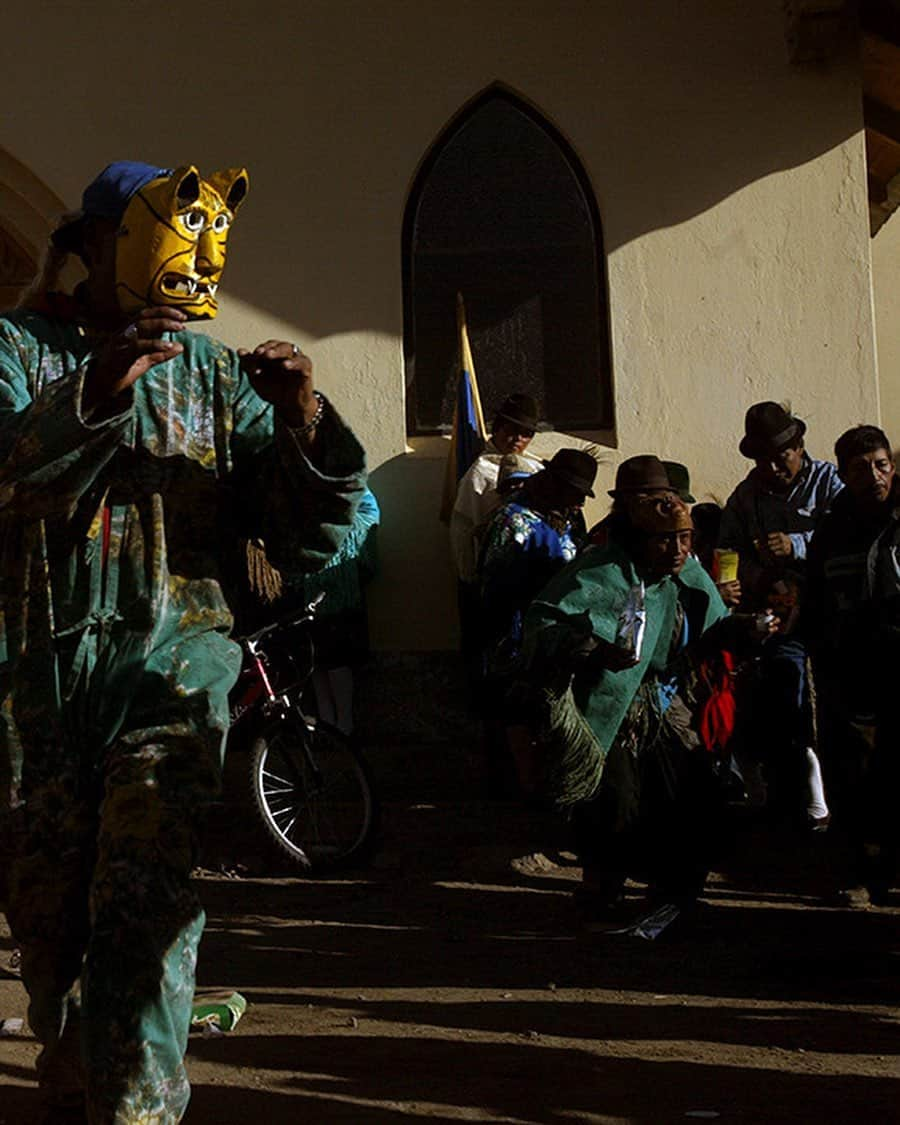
[84, 306, 186, 415]
[238, 341, 317, 429]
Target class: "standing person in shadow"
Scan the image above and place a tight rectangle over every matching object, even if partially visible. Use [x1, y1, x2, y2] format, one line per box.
[477, 449, 598, 795]
[718, 402, 841, 829]
[807, 425, 900, 904]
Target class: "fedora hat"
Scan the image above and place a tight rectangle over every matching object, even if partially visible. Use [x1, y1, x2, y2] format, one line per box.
[608, 454, 673, 497]
[494, 393, 539, 433]
[739, 402, 806, 459]
[662, 461, 696, 504]
[543, 448, 597, 498]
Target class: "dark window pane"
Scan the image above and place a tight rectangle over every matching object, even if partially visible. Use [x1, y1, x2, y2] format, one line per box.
[404, 91, 612, 434]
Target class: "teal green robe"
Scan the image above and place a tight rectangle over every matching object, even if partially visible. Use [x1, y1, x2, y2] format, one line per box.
[0, 309, 367, 1120]
[0, 309, 366, 804]
[523, 543, 728, 755]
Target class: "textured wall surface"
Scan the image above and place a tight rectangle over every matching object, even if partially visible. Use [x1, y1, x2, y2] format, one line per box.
[0, 0, 879, 648]
[872, 213, 900, 446]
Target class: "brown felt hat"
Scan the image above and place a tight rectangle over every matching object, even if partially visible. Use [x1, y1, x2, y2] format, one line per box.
[608, 454, 673, 497]
[739, 402, 806, 459]
[494, 394, 539, 433]
[662, 461, 696, 504]
[542, 448, 597, 498]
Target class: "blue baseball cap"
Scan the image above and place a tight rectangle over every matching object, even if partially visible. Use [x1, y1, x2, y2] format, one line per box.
[52, 160, 171, 253]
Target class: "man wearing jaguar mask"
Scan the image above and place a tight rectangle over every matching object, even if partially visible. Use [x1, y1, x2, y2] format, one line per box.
[0, 162, 366, 1123]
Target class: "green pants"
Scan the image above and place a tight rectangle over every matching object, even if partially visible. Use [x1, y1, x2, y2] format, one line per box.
[5, 625, 236, 1123]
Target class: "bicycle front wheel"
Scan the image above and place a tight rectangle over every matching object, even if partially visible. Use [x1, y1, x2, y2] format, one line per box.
[250, 718, 378, 872]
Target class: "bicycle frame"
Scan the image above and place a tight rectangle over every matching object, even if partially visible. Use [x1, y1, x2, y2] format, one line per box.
[229, 593, 325, 729]
[237, 590, 378, 872]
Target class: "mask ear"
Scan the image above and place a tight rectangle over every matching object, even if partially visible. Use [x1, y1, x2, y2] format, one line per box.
[207, 168, 249, 214]
[167, 165, 202, 208]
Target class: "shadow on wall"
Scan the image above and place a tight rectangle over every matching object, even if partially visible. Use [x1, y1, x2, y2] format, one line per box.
[364, 432, 613, 653]
[367, 450, 456, 652]
[0, 6, 867, 656]
[0, 5, 863, 339]
[219, 12, 863, 338]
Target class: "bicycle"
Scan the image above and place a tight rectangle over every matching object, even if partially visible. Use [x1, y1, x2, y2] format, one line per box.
[229, 592, 379, 872]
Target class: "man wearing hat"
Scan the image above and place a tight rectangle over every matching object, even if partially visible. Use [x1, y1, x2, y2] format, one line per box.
[475, 449, 597, 791]
[479, 448, 599, 634]
[449, 392, 542, 582]
[0, 162, 365, 1121]
[450, 393, 541, 721]
[521, 492, 737, 925]
[807, 425, 900, 903]
[587, 453, 676, 549]
[719, 401, 840, 826]
[720, 402, 842, 595]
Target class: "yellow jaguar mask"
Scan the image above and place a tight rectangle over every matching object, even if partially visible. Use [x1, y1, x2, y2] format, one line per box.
[115, 165, 249, 320]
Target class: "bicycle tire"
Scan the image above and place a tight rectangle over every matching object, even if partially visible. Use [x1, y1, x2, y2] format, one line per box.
[249, 717, 378, 872]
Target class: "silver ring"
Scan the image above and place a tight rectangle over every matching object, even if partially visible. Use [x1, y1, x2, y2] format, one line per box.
[123, 323, 139, 340]
[291, 343, 300, 357]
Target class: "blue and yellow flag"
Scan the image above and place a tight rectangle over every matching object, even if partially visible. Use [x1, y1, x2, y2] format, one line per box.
[440, 293, 487, 522]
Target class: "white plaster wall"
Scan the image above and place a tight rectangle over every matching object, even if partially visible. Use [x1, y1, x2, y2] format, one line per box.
[1, 0, 879, 648]
[872, 215, 900, 445]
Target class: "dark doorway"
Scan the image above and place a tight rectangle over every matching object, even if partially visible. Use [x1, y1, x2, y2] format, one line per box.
[403, 87, 613, 436]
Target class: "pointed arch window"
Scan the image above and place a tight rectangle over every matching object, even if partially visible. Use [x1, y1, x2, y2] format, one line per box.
[403, 89, 613, 436]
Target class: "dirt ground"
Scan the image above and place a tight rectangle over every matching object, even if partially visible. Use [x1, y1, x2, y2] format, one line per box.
[1, 740, 899, 1125]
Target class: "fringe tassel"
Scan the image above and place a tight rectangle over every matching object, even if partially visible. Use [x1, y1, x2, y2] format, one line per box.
[537, 681, 607, 807]
[245, 538, 283, 604]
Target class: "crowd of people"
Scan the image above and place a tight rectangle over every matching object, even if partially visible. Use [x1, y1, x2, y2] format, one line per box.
[450, 394, 899, 927]
[0, 156, 897, 1124]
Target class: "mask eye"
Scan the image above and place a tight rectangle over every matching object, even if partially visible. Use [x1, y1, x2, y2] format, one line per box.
[212, 213, 230, 234]
[181, 210, 206, 233]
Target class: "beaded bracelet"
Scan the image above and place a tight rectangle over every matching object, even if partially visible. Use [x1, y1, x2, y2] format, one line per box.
[291, 390, 327, 435]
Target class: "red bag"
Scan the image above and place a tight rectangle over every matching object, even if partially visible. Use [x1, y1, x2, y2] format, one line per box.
[696, 648, 737, 754]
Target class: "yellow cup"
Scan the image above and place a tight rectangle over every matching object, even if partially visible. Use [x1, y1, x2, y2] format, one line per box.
[714, 549, 739, 584]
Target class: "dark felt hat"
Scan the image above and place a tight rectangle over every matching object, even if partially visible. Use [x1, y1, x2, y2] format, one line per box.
[739, 402, 806, 459]
[543, 448, 597, 498]
[608, 454, 673, 497]
[662, 461, 696, 504]
[494, 393, 539, 433]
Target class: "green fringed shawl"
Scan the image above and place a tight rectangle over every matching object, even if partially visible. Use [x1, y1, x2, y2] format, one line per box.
[523, 543, 727, 805]
[536, 679, 608, 807]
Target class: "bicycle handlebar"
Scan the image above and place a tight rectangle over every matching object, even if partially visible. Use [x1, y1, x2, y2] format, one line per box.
[241, 591, 326, 646]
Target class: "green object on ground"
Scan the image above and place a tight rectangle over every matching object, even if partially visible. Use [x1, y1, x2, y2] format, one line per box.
[191, 991, 247, 1032]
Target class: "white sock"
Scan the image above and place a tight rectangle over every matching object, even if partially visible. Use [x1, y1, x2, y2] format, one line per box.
[805, 746, 829, 820]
